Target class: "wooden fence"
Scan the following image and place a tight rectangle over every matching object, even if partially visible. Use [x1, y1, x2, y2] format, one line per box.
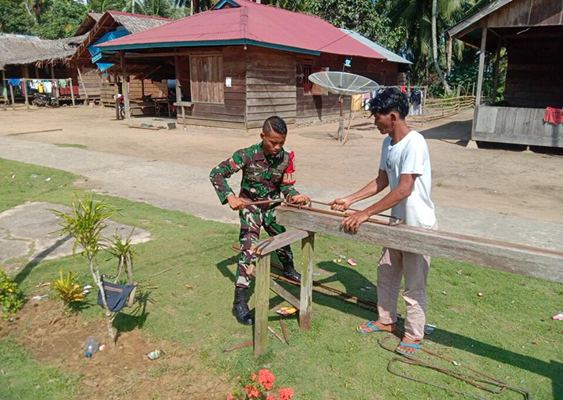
[409, 95, 477, 124]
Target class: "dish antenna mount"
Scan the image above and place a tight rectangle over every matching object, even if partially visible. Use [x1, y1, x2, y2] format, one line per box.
[308, 71, 379, 142]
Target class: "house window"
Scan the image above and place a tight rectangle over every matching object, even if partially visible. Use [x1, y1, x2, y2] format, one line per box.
[190, 55, 224, 104]
[302, 64, 313, 95]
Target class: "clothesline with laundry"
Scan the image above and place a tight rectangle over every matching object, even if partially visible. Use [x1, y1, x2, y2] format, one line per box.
[1, 77, 77, 108]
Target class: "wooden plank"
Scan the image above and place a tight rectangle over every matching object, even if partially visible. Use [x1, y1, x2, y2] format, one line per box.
[247, 92, 296, 99]
[255, 229, 310, 255]
[254, 255, 271, 357]
[247, 104, 297, 114]
[247, 112, 297, 122]
[247, 77, 295, 85]
[299, 234, 315, 330]
[247, 98, 296, 106]
[247, 84, 295, 92]
[277, 207, 563, 283]
[270, 279, 300, 309]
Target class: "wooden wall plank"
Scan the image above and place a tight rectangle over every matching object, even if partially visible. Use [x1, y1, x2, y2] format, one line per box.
[277, 207, 563, 283]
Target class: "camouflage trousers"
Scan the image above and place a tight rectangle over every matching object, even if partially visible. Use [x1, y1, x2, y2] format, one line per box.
[236, 205, 294, 288]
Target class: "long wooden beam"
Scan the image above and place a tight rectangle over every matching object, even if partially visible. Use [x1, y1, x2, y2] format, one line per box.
[276, 207, 563, 283]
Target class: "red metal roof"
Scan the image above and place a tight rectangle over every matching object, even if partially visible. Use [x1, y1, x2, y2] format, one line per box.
[99, 0, 385, 59]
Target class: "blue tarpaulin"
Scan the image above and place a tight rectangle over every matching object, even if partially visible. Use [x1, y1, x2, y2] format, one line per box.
[88, 29, 130, 72]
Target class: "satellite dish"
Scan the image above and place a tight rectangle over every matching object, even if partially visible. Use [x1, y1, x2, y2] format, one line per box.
[308, 72, 379, 142]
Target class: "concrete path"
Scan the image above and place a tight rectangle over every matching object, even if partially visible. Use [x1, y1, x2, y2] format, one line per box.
[1, 136, 561, 252]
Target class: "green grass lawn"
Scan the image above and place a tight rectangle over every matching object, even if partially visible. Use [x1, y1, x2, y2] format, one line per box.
[0, 338, 81, 400]
[1, 158, 562, 399]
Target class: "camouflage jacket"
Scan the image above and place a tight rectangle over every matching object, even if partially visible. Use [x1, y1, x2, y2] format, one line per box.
[209, 142, 299, 205]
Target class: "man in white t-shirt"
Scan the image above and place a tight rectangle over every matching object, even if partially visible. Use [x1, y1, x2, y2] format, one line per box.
[331, 87, 436, 356]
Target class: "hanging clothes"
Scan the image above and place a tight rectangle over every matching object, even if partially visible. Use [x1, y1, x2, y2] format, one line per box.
[410, 89, 423, 116]
[43, 81, 53, 93]
[544, 107, 562, 125]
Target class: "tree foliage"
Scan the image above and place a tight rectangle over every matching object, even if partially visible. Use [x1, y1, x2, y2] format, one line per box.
[0, 0, 35, 34]
[308, 0, 406, 52]
[34, 0, 86, 39]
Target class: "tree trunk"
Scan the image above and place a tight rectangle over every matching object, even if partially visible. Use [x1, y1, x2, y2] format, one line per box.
[432, 0, 451, 95]
[90, 255, 116, 343]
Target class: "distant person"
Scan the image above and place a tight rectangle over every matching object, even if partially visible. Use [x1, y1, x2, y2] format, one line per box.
[210, 116, 310, 325]
[330, 87, 437, 355]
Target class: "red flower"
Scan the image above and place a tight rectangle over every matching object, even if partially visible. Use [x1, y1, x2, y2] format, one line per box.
[258, 369, 276, 390]
[244, 385, 261, 398]
[278, 388, 295, 400]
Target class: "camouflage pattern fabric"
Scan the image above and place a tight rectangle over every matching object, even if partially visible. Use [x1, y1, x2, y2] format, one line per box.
[209, 142, 299, 288]
[236, 205, 294, 287]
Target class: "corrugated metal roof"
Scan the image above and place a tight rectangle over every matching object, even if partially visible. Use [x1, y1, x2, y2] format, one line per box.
[340, 28, 411, 65]
[99, 0, 386, 60]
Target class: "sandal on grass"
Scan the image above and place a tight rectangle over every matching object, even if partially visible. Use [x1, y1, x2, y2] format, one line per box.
[395, 341, 423, 356]
[356, 320, 393, 335]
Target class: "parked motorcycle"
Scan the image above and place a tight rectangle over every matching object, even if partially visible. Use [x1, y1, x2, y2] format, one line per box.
[32, 93, 59, 108]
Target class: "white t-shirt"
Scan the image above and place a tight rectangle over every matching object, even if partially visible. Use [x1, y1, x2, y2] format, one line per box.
[379, 130, 436, 228]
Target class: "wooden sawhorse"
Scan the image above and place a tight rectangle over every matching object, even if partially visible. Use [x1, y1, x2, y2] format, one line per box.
[253, 229, 314, 357]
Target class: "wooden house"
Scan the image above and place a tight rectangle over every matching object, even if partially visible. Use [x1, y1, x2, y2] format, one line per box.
[448, 0, 562, 148]
[70, 11, 173, 106]
[97, 0, 410, 129]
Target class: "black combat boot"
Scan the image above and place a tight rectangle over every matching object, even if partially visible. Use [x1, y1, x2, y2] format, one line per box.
[232, 286, 254, 325]
[283, 265, 301, 283]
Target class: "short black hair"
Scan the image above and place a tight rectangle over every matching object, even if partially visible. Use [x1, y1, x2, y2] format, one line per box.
[369, 87, 409, 119]
[263, 116, 288, 135]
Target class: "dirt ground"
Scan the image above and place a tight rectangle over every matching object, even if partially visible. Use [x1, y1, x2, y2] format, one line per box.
[1, 293, 231, 399]
[1, 105, 562, 224]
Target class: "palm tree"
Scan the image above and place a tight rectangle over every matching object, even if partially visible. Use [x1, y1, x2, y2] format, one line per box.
[432, 0, 450, 94]
[388, 0, 474, 89]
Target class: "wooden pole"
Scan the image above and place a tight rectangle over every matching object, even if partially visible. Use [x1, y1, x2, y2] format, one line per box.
[77, 67, 88, 104]
[50, 65, 58, 100]
[9, 83, 15, 106]
[492, 37, 502, 104]
[1, 70, 8, 104]
[174, 54, 185, 129]
[120, 51, 130, 119]
[476, 27, 487, 106]
[69, 78, 76, 106]
[114, 73, 120, 120]
[254, 255, 271, 357]
[22, 78, 29, 110]
[299, 234, 315, 330]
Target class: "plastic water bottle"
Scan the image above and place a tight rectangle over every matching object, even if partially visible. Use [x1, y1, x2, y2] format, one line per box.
[84, 336, 99, 358]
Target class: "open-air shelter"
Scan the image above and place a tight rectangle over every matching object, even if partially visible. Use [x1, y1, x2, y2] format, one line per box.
[448, 0, 562, 148]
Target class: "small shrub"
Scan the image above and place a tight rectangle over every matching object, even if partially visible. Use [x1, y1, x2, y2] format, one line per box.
[0, 270, 24, 320]
[53, 269, 85, 307]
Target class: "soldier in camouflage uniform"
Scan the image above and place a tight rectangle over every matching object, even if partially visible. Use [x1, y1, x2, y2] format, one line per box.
[210, 116, 310, 325]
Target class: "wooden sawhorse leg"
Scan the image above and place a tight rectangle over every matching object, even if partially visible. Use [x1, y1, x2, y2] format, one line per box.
[254, 254, 271, 358]
[253, 231, 315, 357]
[299, 233, 315, 330]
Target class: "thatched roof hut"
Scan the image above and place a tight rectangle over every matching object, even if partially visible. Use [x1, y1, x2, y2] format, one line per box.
[0, 34, 86, 70]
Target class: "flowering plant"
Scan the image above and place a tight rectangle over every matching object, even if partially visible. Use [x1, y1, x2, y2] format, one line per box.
[227, 369, 295, 400]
